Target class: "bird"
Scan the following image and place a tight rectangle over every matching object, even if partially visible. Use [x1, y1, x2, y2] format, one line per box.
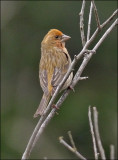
[34, 29, 73, 118]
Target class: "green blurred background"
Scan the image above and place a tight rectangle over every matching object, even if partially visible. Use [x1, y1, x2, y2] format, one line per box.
[1, 1, 117, 159]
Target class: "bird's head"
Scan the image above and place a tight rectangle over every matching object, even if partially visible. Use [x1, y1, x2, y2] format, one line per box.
[42, 29, 71, 47]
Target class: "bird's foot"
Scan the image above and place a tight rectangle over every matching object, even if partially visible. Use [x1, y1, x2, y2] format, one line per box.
[52, 104, 59, 110]
[68, 85, 75, 92]
[52, 104, 59, 115]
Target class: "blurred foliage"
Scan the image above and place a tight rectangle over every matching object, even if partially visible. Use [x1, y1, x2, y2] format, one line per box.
[1, 1, 117, 159]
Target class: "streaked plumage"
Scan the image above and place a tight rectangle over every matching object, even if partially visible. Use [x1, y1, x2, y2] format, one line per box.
[34, 29, 73, 117]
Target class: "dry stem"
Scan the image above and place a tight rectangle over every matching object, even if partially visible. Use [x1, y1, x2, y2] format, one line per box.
[88, 106, 99, 159]
[59, 136, 87, 160]
[93, 107, 106, 159]
[79, 0, 86, 46]
[87, 1, 93, 41]
[92, 0, 101, 29]
[110, 145, 115, 160]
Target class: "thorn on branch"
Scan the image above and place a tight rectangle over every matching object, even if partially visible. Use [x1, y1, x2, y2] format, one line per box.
[84, 53, 89, 59]
[79, 12, 82, 16]
[85, 49, 96, 54]
[74, 55, 78, 61]
[79, 76, 89, 80]
[83, 49, 96, 59]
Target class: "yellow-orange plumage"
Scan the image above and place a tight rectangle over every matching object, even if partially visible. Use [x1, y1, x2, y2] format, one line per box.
[34, 29, 73, 117]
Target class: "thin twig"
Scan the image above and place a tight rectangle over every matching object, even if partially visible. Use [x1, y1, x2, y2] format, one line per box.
[88, 106, 98, 160]
[92, 0, 101, 29]
[59, 137, 87, 160]
[93, 107, 106, 159]
[101, 9, 118, 28]
[87, 1, 93, 41]
[79, 0, 86, 46]
[21, 7, 117, 160]
[79, 76, 88, 80]
[93, 19, 118, 51]
[22, 115, 45, 159]
[110, 145, 115, 160]
[68, 131, 77, 150]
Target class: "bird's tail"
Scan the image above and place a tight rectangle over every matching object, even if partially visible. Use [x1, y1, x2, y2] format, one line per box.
[33, 94, 50, 118]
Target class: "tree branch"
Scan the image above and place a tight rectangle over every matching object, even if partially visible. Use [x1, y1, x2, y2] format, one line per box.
[79, 0, 86, 46]
[110, 145, 115, 160]
[59, 136, 87, 160]
[93, 107, 106, 159]
[92, 0, 101, 29]
[88, 106, 99, 160]
[68, 131, 77, 150]
[87, 1, 93, 41]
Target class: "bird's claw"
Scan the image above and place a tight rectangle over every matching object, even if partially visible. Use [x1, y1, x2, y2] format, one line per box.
[52, 104, 59, 110]
[52, 104, 59, 115]
[68, 85, 75, 92]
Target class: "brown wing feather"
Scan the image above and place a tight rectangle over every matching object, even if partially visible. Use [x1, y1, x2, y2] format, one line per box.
[51, 50, 71, 94]
[39, 69, 49, 95]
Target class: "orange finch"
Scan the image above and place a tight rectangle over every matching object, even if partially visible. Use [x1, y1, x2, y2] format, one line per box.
[34, 29, 73, 117]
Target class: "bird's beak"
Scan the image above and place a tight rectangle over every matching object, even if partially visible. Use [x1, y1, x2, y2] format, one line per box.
[61, 34, 71, 42]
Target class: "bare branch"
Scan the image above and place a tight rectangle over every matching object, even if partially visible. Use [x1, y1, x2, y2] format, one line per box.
[92, 0, 101, 29]
[93, 19, 118, 51]
[59, 137, 87, 160]
[110, 145, 115, 160]
[68, 131, 77, 150]
[87, 1, 93, 41]
[101, 9, 118, 28]
[79, 0, 86, 46]
[93, 107, 106, 159]
[88, 106, 99, 160]
[22, 115, 45, 159]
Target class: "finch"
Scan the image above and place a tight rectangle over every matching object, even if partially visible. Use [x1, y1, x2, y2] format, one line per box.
[34, 29, 73, 118]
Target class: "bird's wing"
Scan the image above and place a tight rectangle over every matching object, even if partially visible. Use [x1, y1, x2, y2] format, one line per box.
[51, 62, 69, 95]
[39, 70, 49, 95]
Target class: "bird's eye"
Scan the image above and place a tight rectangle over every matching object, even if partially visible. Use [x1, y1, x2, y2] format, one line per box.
[55, 35, 59, 39]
